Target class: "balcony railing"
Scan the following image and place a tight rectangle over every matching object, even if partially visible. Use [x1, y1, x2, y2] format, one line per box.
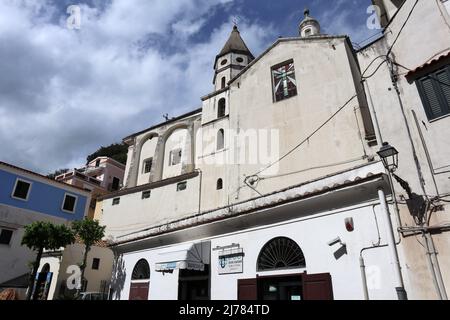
[56, 169, 103, 187]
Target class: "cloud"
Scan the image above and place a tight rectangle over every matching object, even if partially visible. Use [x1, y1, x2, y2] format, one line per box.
[315, 0, 377, 45]
[0, 0, 276, 174]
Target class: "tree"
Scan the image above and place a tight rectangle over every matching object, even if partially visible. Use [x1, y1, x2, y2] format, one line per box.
[86, 143, 128, 165]
[21, 222, 75, 300]
[71, 218, 106, 292]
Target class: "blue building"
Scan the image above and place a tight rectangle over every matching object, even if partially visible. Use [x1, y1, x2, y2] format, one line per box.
[0, 161, 91, 297]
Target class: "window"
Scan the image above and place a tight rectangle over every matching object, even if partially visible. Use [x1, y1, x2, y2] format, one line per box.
[304, 28, 312, 36]
[12, 179, 32, 201]
[217, 129, 225, 150]
[272, 60, 298, 102]
[132, 259, 150, 280]
[143, 158, 153, 174]
[217, 179, 223, 190]
[92, 258, 100, 270]
[221, 59, 228, 66]
[95, 159, 101, 167]
[111, 177, 120, 191]
[416, 65, 450, 120]
[236, 57, 244, 63]
[221, 77, 226, 89]
[0, 229, 13, 245]
[169, 148, 182, 166]
[177, 182, 187, 192]
[62, 194, 77, 213]
[112, 198, 120, 206]
[257, 237, 306, 271]
[142, 190, 151, 199]
[218, 98, 226, 118]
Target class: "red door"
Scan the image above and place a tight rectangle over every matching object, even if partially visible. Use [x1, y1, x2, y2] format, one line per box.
[237, 279, 258, 300]
[302, 273, 334, 300]
[129, 282, 150, 300]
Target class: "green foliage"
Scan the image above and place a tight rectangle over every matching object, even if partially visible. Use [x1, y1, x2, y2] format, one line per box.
[72, 218, 106, 278]
[86, 143, 128, 165]
[72, 218, 106, 249]
[22, 221, 76, 300]
[21, 221, 75, 251]
[46, 168, 70, 180]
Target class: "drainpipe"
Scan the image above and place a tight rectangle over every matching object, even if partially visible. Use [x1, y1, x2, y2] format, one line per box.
[411, 109, 440, 197]
[362, 80, 384, 145]
[424, 231, 448, 300]
[196, 169, 203, 215]
[422, 231, 444, 300]
[378, 187, 408, 300]
[359, 256, 370, 300]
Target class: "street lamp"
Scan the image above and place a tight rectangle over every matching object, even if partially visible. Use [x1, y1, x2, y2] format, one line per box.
[376, 141, 407, 300]
[377, 142, 399, 173]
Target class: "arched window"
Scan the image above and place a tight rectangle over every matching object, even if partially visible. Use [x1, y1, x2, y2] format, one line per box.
[221, 77, 226, 89]
[131, 259, 150, 280]
[217, 179, 223, 190]
[257, 237, 305, 271]
[218, 98, 226, 118]
[217, 129, 225, 150]
[41, 263, 50, 274]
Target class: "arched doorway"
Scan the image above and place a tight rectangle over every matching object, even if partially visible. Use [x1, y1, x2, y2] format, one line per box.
[33, 263, 53, 300]
[129, 259, 150, 300]
[237, 237, 333, 300]
[256, 237, 305, 300]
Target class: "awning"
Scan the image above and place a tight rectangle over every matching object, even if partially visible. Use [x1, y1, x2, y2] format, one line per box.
[155, 241, 210, 272]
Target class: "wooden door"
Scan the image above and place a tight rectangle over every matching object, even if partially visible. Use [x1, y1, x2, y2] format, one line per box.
[129, 282, 149, 300]
[302, 273, 334, 300]
[237, 278, 257, 300]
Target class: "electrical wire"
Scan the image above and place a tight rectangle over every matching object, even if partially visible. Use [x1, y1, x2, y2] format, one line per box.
[247, 93, 358, 179]
[362, 59, 388, 80]
[386, 0, 419, 56]
[258, 157, 366, 181]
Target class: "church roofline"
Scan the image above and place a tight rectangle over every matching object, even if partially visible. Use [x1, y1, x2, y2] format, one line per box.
[227, 35, 349, 86]
[123, 108, 202, 143]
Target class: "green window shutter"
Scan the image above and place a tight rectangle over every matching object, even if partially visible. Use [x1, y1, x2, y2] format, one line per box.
[435, 68, 450, 110]
[420, 77, 443, 118]
[417, 65, 450, 120]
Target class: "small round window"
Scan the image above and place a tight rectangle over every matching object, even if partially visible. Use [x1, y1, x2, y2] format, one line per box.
[236, 57, 244, 63]
[221, 59, 228, 66]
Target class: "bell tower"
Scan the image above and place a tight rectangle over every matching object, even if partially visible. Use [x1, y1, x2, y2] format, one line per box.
[299, 9, 321, 37]
[213, 25, 254, 92]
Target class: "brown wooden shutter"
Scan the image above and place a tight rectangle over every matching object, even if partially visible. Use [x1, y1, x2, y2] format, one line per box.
[237, 278, 258, 300]
[302, 273, 334, 300]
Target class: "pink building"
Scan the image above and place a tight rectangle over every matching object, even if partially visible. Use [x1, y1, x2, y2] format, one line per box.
[56, 157, 125, 219]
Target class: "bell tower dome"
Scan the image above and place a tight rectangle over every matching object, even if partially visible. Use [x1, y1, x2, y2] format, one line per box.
[213, 25, 254, 92]
[299, 9, 321, 37]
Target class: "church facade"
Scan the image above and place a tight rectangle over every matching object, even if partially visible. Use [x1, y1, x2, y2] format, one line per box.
[97, 1, 450, 300]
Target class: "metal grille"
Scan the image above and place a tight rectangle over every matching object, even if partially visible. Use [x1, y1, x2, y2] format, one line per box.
[257, 237, 306, 271]
[132, 259, 150, 280]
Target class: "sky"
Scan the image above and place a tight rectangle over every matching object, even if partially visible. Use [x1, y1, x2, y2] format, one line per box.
[0, 0, 378, 174]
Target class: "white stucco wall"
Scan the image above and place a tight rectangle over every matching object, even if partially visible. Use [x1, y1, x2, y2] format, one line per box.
[39, 244, 114, 300]
[226, 38, 375, 202]
[112, 200, 406, 300]
[101, 176, 201, 240]
[0, 205, 68, 284]
[357, 0, 450, 299]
